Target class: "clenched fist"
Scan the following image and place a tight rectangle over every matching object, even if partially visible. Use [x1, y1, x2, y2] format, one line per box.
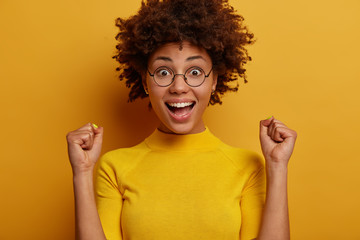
[259, 116, 297, 167]
[66, 123, 104, 175]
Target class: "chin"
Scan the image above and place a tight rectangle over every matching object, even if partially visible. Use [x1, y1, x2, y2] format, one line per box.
[169, 124, 193, 135]
[159, 120, 204, 135]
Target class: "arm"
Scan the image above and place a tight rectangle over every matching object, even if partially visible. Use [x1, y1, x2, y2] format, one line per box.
[73, 171, 106, 240]
[67, 123, 106, 240]
[257, 164, 289, 240]
[256, 116, 297, 240]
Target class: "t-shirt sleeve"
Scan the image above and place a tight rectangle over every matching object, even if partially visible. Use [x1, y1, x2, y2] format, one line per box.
[239, 158, 266, 240]
[94, 153, 123, 240]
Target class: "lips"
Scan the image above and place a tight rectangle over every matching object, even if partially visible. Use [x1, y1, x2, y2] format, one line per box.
[165, 100, 195, 120]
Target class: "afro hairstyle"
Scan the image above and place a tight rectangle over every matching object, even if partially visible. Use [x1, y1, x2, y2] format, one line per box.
[113, 0, 255, 105]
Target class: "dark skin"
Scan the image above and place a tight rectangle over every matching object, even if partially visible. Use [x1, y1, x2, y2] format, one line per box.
[66, 116, 296, 240]
[67, 0, 297, 238]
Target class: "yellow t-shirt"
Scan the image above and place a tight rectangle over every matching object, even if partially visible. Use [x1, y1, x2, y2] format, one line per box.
[95, 128, 266, 240]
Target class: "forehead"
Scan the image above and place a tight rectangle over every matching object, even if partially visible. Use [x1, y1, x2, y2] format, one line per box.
[148, 41, 211, 64]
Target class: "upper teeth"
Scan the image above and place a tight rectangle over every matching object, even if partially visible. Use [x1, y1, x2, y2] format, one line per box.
[168, 102, 193, 108]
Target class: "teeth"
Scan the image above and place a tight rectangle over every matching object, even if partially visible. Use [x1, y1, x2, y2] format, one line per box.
[167, 102, 193, 108]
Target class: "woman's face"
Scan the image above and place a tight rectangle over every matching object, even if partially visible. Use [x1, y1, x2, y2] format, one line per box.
[145, 41, 217, 134]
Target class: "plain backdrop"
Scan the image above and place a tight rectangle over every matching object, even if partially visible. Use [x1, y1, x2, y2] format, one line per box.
[1, 0, 359, 239]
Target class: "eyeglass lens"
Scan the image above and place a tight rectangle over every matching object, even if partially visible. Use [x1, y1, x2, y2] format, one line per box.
[153, 66, 206, 87]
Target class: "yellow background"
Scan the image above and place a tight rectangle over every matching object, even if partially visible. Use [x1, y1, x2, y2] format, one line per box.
[1, 0, 359, 239]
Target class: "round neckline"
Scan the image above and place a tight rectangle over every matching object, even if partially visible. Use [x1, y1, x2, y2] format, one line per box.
[144, 127, 221, 151]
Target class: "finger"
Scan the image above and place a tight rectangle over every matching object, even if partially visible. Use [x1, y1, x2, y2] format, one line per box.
[267, 118, 277, 139]
[66, 133, 91, 162]
[259, 116, 273, 141]
[81, 130, 94, 150]
[84, 123, 102, 149]
[282, 128, 297, 145]
[271, 126, 287, 142]
[90, 123, 103, 143]
[270, 123, 287, 141]
[269, 121, 287, 141]
[92, 126, 104, 152]
[267, 118, 283, 135]
[273, 126, 297, 145]
[72, 130, 94, 150]
[68, 123, 99, 147]
[75, 123, 94, 132]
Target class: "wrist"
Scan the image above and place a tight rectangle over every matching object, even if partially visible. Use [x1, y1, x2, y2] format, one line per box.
[72, 171, 95, 193]
[265, 161, 288, 171]
[72, 168, 94, 179]
[265, 162, 288, 179]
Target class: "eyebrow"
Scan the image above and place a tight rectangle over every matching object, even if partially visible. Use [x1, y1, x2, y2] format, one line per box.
[153, 55, 206, 62]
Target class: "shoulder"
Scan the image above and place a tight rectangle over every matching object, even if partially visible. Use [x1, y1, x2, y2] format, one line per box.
[217, 142, 264, 173]
[96, 141, 150, 175]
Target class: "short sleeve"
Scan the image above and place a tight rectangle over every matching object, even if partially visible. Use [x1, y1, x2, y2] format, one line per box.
[94, 154, 123, 240]
[240, 164, 266, 240]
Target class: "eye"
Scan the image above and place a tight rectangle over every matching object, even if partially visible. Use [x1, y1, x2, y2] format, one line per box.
[188, 68, 203, 77]
[155, 67, 172, 77]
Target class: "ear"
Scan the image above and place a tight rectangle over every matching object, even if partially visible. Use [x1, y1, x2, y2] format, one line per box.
[211, 72, 218, 92]
[142, 79, 148, 92]
[141, 71, 149, 94]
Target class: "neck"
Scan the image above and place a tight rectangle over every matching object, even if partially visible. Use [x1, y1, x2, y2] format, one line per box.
[144, 127, 221, 151]
[157, 120, 206, 135]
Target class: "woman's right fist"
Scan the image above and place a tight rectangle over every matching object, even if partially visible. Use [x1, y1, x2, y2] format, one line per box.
[66, 123, 104, 175]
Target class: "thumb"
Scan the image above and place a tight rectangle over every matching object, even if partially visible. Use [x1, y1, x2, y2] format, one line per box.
[94, 127, 104, 145]
[259, 116, 273, 141]
[92, 125, 104, 152]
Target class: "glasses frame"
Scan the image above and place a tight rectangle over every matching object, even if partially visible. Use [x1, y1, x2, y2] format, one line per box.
[147, 66, 213, 87]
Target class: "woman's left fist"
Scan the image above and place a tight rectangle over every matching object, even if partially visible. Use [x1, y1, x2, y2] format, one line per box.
[259, 116, 297, 166]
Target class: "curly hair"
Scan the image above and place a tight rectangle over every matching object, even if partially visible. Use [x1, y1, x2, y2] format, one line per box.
[113, 0, 254, 105]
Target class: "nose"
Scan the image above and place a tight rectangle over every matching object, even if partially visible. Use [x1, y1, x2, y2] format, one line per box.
[168, 74, 189, 94]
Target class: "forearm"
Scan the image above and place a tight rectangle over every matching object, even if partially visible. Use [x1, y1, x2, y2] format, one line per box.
[257, 164, 290, 240]
[73, 171, 106, 240]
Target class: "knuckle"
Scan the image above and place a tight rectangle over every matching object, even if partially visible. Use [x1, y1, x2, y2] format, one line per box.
[66, 131, 75, 140]
[82, 135, 89, 142]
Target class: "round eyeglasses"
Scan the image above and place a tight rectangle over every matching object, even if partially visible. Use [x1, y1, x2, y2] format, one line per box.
[147, 66, 213, 87]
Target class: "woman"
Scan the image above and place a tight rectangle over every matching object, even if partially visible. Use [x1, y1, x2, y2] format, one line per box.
[66, 0, 297, 239]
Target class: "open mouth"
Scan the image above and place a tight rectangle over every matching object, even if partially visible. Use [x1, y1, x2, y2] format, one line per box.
[165, 102, 196, 117]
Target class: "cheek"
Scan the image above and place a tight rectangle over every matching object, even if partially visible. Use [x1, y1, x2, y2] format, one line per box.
[194, 88, 212, 108]
[199, 84, 213, 99]
[148, 88, 166, 109]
